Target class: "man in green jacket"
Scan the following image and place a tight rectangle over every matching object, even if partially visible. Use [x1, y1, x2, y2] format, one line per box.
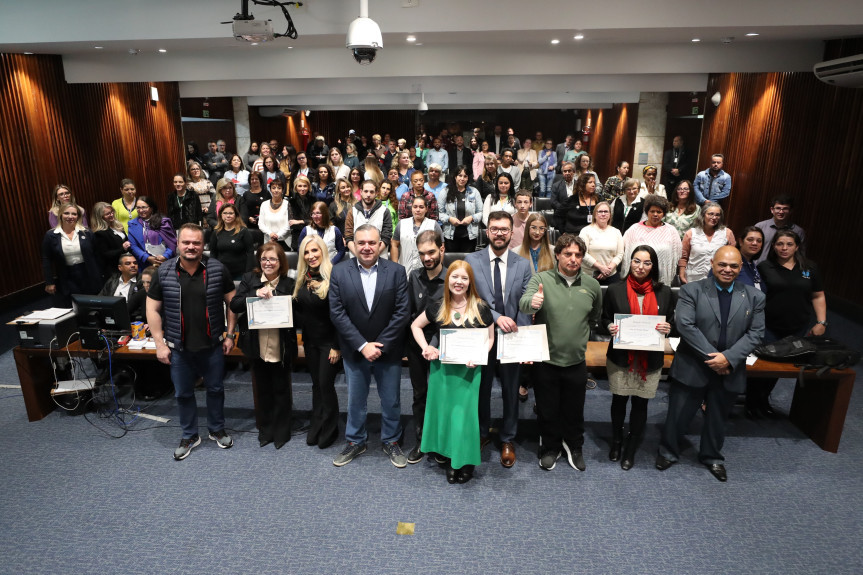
[519, 234, 602, 472]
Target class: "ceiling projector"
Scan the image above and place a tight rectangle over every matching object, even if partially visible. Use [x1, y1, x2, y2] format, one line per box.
[233, 19, 275, 43]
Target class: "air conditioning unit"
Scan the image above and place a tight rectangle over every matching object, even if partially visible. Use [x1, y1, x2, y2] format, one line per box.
[258, 107, 300, 117]
[813, 54, 863, 88]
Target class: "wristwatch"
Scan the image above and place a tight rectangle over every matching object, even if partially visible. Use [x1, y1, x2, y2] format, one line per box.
[225, 333, 236, 340]
[816, 320, 828, 327]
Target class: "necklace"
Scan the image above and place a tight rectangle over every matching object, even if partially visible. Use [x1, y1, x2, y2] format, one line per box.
[451, 301, 467, 320]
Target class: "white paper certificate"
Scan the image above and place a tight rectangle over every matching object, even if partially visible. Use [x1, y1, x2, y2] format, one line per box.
[246, 295, 293, 329]
[613, 314, 665, 352]
[439, 328, 489, 365]
[496, 324, 550, 364]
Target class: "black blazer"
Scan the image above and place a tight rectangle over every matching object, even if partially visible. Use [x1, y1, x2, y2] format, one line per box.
[328, 258, 410, 363]
[41, 228, 102, 295]
[230, 272, 298, 362]
[662, 147, 691, 184]
[601, 281, 676, 372]
[611, 196, 644, 235]
[448, 147, 473, 178]
[93, 228, 130, 281]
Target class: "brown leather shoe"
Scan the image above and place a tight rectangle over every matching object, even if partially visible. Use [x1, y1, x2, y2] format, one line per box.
[500, 442, 516, 468]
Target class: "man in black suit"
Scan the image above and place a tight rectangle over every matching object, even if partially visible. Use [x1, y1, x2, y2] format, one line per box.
[555, 134, 575, 173]
[550, 161, 576, 212]
[448, 135, 472, 180]
[329, 224, 411, 468]
[662, 135, 690, 191]
[656, 246, 766, 482]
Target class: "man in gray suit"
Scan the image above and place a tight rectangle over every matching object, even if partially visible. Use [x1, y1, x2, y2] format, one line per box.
[656, 246, 766, 482]
[465, 211, 533, 468]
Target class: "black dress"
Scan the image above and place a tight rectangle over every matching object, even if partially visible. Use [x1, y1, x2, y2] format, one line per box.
[94, 228, 129, 282]
[208, 227, 255, 280]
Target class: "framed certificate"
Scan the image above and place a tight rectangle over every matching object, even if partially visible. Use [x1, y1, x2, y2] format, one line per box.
[496, 324, 550, 364]
[439, 328, 489, 365]
[246, 295, 293, 329]
[612, 314, 666, 352]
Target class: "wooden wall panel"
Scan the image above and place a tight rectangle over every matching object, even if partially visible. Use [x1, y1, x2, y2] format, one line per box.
[0, 54, 184, 302]
[699, 72, 863, 303]
[584, 103, 639, 182]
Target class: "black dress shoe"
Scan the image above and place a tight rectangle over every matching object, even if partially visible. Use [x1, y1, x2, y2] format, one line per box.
[274, 440, 287, 450]
[306, 434, 319, 446]
[706, 463, 727, 482]
[608, 440, 622, 462]
[259, 437, 273, 448]
[457, 465, 474, 484]
[655, 454, 675, 471]
[621, 457, 634, 471]
[446, 465, 458, 484]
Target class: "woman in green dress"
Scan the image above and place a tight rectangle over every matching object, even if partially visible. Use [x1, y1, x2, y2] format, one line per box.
[410, 260, 494, 484]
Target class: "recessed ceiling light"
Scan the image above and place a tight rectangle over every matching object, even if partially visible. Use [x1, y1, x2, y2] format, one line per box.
[94, 46, 103, 49]
[24, 52, 33, 55]
[158, 49, 167, 53]
[746, 32, 759, 37]
[251, 42, 259, 46]
[551, 39, 560, 45]
[574, 34, 584, 40]
[287, 46, 293, 49]
[406, 35, 416, 42]
[691, 38, 701, 42]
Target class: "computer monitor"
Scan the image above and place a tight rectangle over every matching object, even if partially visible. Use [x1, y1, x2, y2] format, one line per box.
[71, 294, 132, 349]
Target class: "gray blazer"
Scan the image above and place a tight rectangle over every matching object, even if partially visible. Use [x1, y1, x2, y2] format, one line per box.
[669, 279, 766, 394]
[465, 248, 533, 326]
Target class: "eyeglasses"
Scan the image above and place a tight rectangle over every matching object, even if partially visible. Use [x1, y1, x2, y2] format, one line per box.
[488, 227, 512, 235]
[529, 226, 547, 233]
[260, 257, 279, 264]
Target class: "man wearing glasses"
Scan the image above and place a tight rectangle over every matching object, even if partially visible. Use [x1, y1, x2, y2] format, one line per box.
[466, 212, 533, 468]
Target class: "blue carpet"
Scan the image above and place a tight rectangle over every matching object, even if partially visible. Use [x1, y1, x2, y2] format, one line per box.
[1, 312, 861, 574]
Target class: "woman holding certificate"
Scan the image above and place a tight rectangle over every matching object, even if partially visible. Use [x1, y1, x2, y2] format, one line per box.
[410, 261, 494, 484]
[231, 242, 297, 450]
[602, 245, 675, 470]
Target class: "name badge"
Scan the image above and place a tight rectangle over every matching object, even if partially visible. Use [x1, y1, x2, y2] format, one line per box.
[587, 214, 592, 223]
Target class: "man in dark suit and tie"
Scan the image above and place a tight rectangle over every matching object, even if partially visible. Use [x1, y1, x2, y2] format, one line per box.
[465, 211, 533, 467]
[550, 161, 576, 212]
[661, 135, 690, 191]
[656, 246, 765, 482]
[329, 224, 411, 468]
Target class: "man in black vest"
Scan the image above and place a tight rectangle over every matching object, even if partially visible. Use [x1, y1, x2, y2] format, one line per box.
[147, 223, 238, 460]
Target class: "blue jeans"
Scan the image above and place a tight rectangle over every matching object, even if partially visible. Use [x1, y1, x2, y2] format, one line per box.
[343, 358, 403, 445]
[538, 172, 555, 197]
[170, 345, 226, 438]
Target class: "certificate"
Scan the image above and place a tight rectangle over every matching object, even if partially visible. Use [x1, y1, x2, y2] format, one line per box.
[613, 314, 665, 352]
[496, 324, 550, 364]
[439, 328, 489, 365]
[246, 295, 293, 329]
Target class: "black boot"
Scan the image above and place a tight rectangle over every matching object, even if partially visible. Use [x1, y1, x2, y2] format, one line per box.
[609, 428, 623, 462]
[621, 434, 640, 471]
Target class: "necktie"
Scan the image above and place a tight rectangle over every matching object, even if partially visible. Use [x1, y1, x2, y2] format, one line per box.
[493, 257, 504, 313]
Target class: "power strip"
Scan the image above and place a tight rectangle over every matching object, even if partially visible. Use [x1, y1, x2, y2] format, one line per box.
[52, 379, 94, 395]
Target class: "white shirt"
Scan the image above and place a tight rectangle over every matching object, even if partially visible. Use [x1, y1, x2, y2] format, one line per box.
[56, 228, 84, 265]
[114, 276, 136, 301]
[487, 246, 510, 299]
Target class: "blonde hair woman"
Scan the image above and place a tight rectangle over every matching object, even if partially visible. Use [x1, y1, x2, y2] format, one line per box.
[293, 235, 341, 448]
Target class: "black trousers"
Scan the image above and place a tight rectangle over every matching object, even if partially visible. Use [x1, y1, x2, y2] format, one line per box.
[534, 361, 587, 454]
[305, 344, 341, 446]
[659, 376, 737, 465]
[479, 344, 521, 443]
[405, 339, 430, 435]
[445, 234, 476, 254]
[253, 358, 293, 444]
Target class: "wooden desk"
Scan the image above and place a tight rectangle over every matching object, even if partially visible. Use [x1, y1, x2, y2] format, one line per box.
[14, 341, 855, 453]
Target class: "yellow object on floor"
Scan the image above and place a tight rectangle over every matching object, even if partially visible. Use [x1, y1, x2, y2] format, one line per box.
[396, 522, 415, 535]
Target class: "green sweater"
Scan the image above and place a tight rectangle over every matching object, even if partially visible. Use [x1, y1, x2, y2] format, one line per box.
[519, 269, 602, 367]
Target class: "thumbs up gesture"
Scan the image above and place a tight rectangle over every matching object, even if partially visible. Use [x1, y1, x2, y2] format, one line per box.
[531, 283, 544, 310]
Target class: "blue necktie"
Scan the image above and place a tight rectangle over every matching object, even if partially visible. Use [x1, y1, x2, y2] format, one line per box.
[493, 257, 504, 314]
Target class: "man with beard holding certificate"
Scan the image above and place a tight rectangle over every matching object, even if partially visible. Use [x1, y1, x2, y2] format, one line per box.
[465, 211, 533, 468]
[520, 234, 602, 471]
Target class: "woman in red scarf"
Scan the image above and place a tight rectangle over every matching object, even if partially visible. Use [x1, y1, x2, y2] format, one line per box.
[602, 245, 675, 470]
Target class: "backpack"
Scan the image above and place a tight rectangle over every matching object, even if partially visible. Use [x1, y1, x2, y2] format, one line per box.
[755, 335, 860, 386]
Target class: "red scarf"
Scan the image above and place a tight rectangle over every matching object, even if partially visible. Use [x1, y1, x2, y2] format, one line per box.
[626, 274, 658, 380]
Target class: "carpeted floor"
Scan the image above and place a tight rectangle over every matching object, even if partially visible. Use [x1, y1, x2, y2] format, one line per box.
[1, 312, 861, 574]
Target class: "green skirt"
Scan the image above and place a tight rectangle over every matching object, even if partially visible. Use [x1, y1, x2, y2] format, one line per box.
[420, 360, 482, 469]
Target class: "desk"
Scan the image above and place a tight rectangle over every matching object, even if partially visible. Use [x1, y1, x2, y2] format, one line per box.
[14, 341, 854, 453]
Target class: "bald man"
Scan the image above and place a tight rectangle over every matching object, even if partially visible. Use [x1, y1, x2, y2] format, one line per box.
[656, 246, 765, 482]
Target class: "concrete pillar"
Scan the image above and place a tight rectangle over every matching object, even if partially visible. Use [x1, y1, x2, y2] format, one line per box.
[233, 96, 250, 158]
[632, 92, 668, 182]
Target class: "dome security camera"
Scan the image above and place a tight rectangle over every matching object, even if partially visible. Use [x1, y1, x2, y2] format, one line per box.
[346, 17, 382, 65]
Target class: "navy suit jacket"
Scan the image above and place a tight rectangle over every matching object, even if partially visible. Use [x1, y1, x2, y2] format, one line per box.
[465, 248, 533, 327]
[329, 257, 410, 363]
[669, 279, 766, 394]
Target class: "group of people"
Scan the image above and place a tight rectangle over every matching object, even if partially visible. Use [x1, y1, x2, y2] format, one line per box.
[39, 128, 824, 484]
